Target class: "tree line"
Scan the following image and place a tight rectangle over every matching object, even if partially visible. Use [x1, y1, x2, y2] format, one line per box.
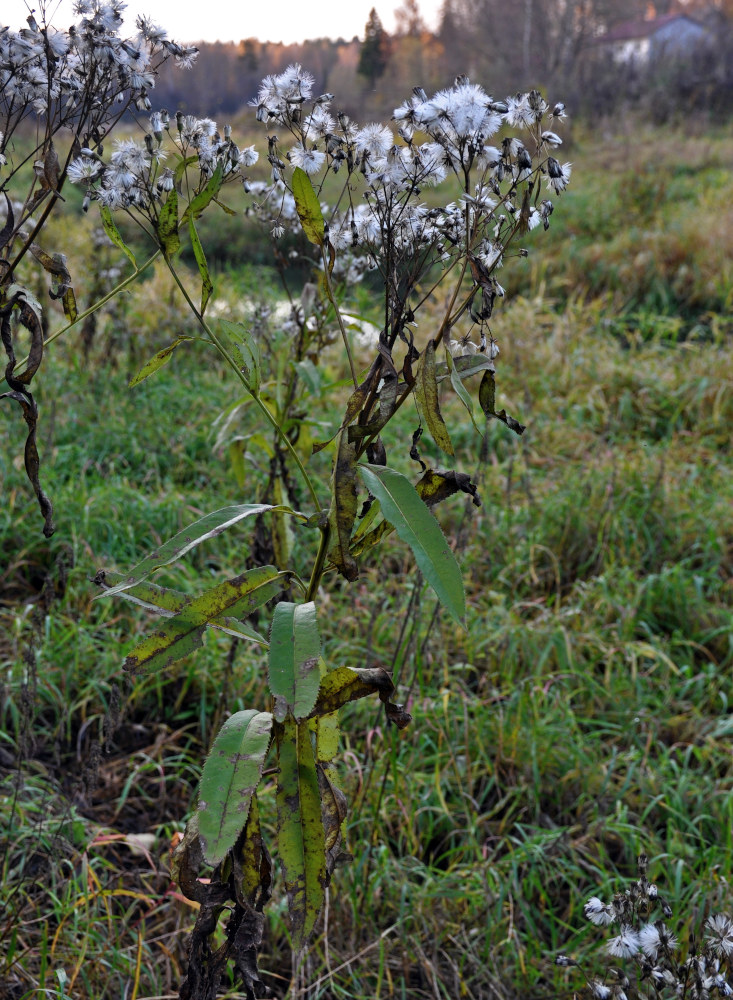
[149, 0, 732, 123]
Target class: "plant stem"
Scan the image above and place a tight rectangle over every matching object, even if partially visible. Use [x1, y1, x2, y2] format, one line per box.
[0, 250, 161, 386]
[165, 258, 323, 512]
[304, 522, 331, 601]
[320, 243, 359, 388]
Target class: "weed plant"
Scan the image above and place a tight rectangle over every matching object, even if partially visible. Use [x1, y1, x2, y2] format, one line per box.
[2, 287, 731, 997]
[1, 7, 732, 999]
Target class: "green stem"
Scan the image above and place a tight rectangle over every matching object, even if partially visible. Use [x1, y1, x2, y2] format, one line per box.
[320, 243, 358, 388]
[165, 258, 322, 512]
[304, 522, 331, 602]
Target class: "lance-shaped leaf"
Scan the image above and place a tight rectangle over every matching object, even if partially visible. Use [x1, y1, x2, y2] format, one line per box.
[233, 794, 273, 910]
[292, 167, 324, 247]
[99, 206, 136, 268]
[198, 710, 273, 866]
[314, 712, 340, 763]
[434, 353, 496, 382]
[414, 340, 454, 455]
[317, 763, 350, 872]
[124, 566, 288, 673]
[276, 719, 327, 952]
[158, 186, 180, 257]
[98, 503, 305, 599]
[312, 664, 412, 728]
[128, 335, 194, 387]
[268, 602, 322, 722]
[479, 369, 525, 435]
[360, 465, 465, 626]
[218, 319, 261, 393]
[327, 431, 359, 581]
[446, 349, 482, 435]
[182, 161, 224, 223]
[189, 218, 213, 314]
[61, 286, 77, 323]
[94, 571, 268, 645]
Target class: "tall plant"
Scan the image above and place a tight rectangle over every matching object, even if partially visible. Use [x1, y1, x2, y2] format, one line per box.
[3, 18, 572, 994]
[0, 0, 198, 535]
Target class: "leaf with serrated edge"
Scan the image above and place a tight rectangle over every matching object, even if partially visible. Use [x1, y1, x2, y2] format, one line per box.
[276, 719, 326, 952]
[415, 341, 454, 455]
[97, 504, 305, 599]
[292, 167, 324, 246]
[360, 465, 465, 626]
[198, 710, 273, 865]
[124, 567, 288, 673]
[129, 336, 194, 387]
[268, 602, 322, 721]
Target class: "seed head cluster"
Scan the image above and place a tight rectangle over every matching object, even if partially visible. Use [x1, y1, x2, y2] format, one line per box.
[559, 856, 733, 1000]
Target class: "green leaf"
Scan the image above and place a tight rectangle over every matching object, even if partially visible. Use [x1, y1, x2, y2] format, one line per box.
[124, 566, 289, 673]
[268, 602, 322, 722]
[128, 336, 194, 387]
[188, 217, 213, 315]
[315, 713, 340, 763]
[99, 206, 137, 268]
[294, 359, 321, 396]
[414, 340, 454, 455]
[446, 350, 482, 435]
[359, 465, 465, 626]
[218, 319, 261, 393]
[174, 154, 199, 185]
[95, 571, 268, 646]
[434, 353, 496, 382]
[292, 167, 325, 247]
[276, 719, 326, 952]
[157, 187, 180, 257]
[181, 161, 224, 223]
[237, 795, 272, 906]
[97, 504, 305, 599]
[478, 370, 525, 435]
[198, 709, 273, 866]
[327, 430, 359, 581]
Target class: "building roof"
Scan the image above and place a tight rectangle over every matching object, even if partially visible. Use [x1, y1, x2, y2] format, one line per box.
[600, 13, 703, 44]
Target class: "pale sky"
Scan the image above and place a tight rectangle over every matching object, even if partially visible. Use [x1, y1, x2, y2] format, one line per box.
[2, 0, 444, 44]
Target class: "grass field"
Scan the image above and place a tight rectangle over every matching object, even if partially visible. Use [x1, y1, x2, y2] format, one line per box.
[1, 124, 732, 999]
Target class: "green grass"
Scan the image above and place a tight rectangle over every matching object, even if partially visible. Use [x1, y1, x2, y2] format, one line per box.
[2, 127, 733, 999]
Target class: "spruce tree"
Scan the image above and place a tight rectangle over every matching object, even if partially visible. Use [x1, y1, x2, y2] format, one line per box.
[358, 8, 390, 86]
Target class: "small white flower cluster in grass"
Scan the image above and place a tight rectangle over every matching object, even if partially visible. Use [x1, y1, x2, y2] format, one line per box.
[248, 64, 570, 357]
[557, 855, 733, 1000]
[68, 111, 258, 216]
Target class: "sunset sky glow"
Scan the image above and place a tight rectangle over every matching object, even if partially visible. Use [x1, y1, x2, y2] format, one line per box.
[2, 0, 444, 45]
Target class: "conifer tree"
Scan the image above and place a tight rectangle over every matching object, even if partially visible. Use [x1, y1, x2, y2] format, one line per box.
[358, 8, 391, 86]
